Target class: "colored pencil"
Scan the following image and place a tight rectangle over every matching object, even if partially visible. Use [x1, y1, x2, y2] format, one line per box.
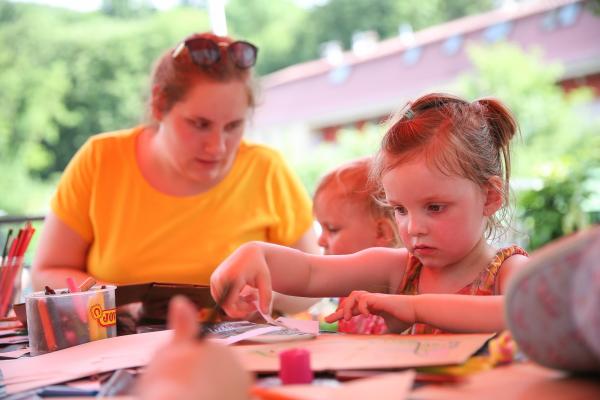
[0, 223, 35, 317]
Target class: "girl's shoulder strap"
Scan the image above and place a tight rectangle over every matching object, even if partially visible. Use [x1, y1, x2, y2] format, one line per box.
[475, 245, 529, 294]
[397, 253, 423, 295]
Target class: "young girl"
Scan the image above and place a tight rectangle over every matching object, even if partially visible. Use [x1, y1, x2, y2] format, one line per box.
[314, 157, 400, 334]
[211, 93, 529, 334]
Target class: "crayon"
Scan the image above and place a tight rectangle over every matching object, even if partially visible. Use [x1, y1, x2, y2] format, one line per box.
[46, 297, 72, 349]
[79, 277, 96, 292]
[37, 298, 58, 352]
[66, 277, 79, 293]
[250, 386, 298, 400]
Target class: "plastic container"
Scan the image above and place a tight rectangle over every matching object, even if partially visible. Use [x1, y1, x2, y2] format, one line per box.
[26, 285, 117, 356]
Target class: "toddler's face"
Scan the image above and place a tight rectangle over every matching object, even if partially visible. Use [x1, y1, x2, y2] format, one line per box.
[382, 158, 488, 269]
[314, 191, 381, 255]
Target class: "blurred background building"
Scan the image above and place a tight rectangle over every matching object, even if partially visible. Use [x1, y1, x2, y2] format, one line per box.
[250, 0, 600, 149]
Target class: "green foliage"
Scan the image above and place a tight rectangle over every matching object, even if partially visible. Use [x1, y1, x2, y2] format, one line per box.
[518, 163, 600, 250]
[227, 0, 307, 75]
[0, 159, 55, 214]
[456, 43, 600, 249]
[0, 3, 209, 213]
[100, 0, 156, 18]
[457, 44, 596, 178]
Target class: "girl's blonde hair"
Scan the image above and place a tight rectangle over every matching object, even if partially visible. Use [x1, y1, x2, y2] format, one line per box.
[372, 93, 518, 239]
[315, 157, 401, 247]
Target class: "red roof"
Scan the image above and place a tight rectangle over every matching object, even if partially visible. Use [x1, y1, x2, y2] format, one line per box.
[253, 0, 600, 131]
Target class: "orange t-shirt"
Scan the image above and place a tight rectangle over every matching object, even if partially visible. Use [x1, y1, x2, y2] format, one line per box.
[51, 126, 313, 285]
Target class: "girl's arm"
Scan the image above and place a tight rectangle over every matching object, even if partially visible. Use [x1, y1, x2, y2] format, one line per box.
[210, 242, 407, 319]
[271, 227, 321, 314]
[497, 253, 530, 294]
[326, 291, 505, 333]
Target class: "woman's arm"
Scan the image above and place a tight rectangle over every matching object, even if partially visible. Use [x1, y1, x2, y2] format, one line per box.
[210, 238, 406, 319]
[31, 211, 94, 291]
[327, 291, 505, 333]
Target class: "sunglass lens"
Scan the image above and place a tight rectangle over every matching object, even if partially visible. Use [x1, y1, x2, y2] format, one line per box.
[229, 41, 257, 68]
[186, 39, 220, 66]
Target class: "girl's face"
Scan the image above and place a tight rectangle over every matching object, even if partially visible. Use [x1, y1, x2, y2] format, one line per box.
[157, 79, 249, 188]
[382, 158, 490, 269]
[314, 191, 381, 255]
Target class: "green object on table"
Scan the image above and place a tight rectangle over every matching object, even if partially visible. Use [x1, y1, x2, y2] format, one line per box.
[319, 320, 338, 332]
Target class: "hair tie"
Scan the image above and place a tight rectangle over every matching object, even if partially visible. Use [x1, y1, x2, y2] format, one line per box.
[404, 109, 415, 120]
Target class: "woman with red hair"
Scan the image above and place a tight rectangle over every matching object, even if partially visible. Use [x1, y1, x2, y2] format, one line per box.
[32, 32, 318, 317]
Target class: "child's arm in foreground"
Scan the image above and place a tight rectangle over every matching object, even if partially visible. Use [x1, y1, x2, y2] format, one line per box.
[210, 241, 407, 319]
[326, 291, 505, 333]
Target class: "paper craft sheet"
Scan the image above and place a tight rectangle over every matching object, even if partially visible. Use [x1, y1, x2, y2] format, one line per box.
[1, 329, 491, 395]
[234, 333, 493, 372]
[0, 330, 172, 394]
[0, 322, 305, 394]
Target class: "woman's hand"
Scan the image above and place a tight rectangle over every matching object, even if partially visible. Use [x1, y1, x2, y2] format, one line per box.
[325, 291, 415, 333]
[210, 242, 273, 319]
[137, 296, 251, 400]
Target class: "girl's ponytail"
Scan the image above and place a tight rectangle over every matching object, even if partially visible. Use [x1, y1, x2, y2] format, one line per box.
[476, 98, 519, 189]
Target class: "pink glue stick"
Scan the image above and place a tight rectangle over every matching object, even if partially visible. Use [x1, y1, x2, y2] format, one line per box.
[279, 348, 314, 384]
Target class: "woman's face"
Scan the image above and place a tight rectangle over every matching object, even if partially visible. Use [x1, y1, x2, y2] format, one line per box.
[157, 79, 249, 189]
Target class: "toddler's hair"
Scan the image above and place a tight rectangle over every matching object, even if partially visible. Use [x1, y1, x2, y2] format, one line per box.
[373, 93, 518, 239]
[315, 157, 401, 247]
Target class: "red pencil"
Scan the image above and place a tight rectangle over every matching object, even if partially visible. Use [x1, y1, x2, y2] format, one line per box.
[0, 235, 20, 316]
[0, 224, 35, 316]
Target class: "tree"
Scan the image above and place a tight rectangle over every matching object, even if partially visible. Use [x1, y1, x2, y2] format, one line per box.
[101, 0, 156, 18]
[0, 3, 209, 213]
[226, 0, 307, 75]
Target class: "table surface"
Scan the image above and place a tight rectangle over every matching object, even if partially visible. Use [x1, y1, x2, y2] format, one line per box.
[410, 362, 600, 400]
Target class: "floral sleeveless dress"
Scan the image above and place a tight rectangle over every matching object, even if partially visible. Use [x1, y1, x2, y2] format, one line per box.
[398, 245, 528, 334]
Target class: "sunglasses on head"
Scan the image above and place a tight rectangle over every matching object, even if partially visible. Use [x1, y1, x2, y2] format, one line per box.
[172, 38, 258, 69]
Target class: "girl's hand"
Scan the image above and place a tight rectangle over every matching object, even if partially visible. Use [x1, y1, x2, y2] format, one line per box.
[325, 291, 416, 333]
[210, 242, 273, 319]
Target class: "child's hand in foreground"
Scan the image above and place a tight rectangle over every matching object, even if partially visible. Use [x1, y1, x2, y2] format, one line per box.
[137, 296, 251, 400]
[325, 290, 415, 333]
